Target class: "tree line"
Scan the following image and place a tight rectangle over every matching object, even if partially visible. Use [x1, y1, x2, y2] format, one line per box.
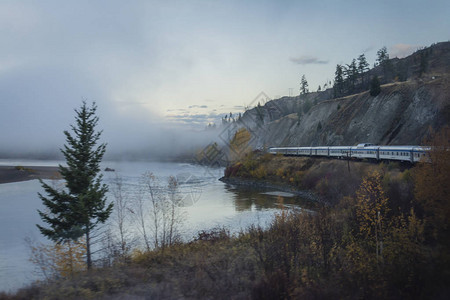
[299, 44, 436, 101]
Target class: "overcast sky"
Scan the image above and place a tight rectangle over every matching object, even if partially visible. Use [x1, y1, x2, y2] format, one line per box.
[1, 0, 449, 157]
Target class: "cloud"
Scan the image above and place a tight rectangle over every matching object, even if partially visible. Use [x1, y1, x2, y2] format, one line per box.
[188, 105, 208, 109]
[167, 109, 189, 112]
[289, 55, 328, 65]
[165, 111, 223, 128]
[390, 43, 418, 58]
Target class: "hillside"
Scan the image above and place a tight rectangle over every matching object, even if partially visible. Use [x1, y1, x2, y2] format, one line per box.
[229, 42, 450, 148]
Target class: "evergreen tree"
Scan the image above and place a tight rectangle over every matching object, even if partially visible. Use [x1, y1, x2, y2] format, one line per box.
[357, 53, 370, 86]
[376, 46, 389, 66]
[376, 46, 392, 81]
[333, 64, 345, 98]
[37, 102, 113, 269]
[345, 59, 358, 93]
[300, 74, 309, 95]
[370, 76, 381, 96]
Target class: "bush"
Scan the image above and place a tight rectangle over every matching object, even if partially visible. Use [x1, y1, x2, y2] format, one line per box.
[250, 165, 267, 179]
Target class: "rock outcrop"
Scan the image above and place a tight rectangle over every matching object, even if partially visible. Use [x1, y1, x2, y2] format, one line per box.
[228, 42, 450, 148]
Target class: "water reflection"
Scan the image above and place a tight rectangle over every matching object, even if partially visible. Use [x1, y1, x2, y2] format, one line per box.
[223, 184, 317, 212]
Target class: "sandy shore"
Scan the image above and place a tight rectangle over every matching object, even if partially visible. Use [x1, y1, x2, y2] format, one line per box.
[0, 166, 61, 184]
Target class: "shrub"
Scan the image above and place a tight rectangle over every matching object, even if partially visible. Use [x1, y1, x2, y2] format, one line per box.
[250, 165, 267, 179]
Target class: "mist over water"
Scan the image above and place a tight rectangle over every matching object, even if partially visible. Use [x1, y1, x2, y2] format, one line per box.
[0, 104, 222, 161]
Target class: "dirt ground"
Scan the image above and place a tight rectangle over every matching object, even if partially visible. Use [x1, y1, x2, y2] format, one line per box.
[0, 166, 61, 184]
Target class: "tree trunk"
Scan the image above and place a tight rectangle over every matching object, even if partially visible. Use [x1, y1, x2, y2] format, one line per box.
[86, 228, 92, 270]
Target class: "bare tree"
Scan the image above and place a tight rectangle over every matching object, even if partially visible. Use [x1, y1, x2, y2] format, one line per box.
[133, 172, 155, 251]
[109, 173, 132, 257]
[132, 173, 185, 251]
[166, 176, 184, 247]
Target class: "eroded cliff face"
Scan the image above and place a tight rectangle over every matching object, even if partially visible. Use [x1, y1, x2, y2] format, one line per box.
[235, 75, 449, 147]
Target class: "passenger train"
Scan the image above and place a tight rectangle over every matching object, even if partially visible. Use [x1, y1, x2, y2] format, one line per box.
[268, 143, 429, 163]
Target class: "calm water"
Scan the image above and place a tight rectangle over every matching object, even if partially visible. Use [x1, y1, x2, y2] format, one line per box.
[0, 160, 310, 293]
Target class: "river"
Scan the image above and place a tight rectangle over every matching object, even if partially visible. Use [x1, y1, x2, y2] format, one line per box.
[0, 160, 310, 293]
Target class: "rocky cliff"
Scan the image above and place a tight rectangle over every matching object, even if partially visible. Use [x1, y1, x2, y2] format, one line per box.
[228, 42, 450, 148]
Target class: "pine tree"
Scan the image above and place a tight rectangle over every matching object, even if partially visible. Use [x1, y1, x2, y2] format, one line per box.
[300, 74, 309, 95]
[357, 54, 369, 86]
[333, 64, 345, 98]
[376, 46, 389, 66]
[37, 101, 113, 269]
[345, 59, 358, 93]
[370, 76, 381, 96]
[376, 46, 392, 81]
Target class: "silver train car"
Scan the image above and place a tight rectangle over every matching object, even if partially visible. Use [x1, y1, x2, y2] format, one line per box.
[268, 143, 429, 163]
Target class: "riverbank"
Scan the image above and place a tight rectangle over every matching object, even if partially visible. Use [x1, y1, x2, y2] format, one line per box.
[222, 152, 406, 206]
[0, 166, 61, 184]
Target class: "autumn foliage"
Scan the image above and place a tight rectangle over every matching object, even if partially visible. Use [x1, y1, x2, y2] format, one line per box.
[28, 239, 86, 280]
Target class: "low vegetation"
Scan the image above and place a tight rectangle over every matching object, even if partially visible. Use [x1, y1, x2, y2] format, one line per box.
[14, 166, 35, 172]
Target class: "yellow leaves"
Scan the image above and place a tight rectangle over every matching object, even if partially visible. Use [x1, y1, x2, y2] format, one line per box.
[53, 240, 87, 278]
[29, 239, 87, 279]
[130, 248, 148, 264]
[276, 167, 285, 177]
[355, 170, 389, 240]
[250, 165, 267, 179]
